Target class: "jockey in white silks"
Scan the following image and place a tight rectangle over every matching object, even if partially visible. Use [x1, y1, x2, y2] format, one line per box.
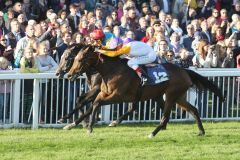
[97, 38, 157, 84]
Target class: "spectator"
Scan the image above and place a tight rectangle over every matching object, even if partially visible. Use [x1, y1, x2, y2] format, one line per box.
[17, 14, 27, 32]
[72, 32, 83, 44]
[36, 41, 58, 72]
[111, 10, 120, 26]
[14, 24, 36, 68]
[165, 50, 178, 64]
[156, 39, 168, 64]
[55, 32, 72, 63]
[222, 47, 235, 68]
[170, 18, 183, 36]
[78, 19, 89, 36]
[177, 48, 193, 68]
[57, 9, 68, 26]
[119, 16, 129, 36]
[6, 19, 25, 49]
[13, 2, 24, 18]
[135, 17, 147, 41]
[0, 16, 8, 37]
[67, 4, 80, 33]
[200, 20, 213, 44]
[180, 24, 195, 53]
[5, 8, 15, 31]
[0, 57, 12, 123]
[192, 39, 218, 68]
[0, 35, 14, 65]
[116, 1, 123, 22]
[141, 26, 154, 43]
[169, 32, 183, 57]
[20, 45, 39, 73]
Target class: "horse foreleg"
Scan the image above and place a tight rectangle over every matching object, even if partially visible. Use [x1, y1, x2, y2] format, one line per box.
[63, 105, 94, 130]
[58, 86, 100, 125]
[87, 101, 101, 134]
[109, 102, 138, 127]
[176, 97, 205, 136]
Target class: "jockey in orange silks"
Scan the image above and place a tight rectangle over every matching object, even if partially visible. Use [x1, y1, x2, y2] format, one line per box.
[97, 38, 157, 84]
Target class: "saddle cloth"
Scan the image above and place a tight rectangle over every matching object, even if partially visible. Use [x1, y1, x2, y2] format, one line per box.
[141, 64, 169, 86]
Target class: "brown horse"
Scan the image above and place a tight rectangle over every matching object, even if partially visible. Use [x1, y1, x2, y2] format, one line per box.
[55, 44, 101, 126]
[67, 45, 224, 137]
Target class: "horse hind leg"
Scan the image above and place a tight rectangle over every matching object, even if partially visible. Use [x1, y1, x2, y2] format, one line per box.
[109, 102, 137, 127]
[148, 95, 175, 138]
[176, 97, 205, 136]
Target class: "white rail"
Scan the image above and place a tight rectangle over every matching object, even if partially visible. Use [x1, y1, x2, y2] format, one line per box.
[0, 68, 239, 129]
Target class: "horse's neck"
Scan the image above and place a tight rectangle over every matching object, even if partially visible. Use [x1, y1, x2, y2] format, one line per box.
[95, 56, 127, 76]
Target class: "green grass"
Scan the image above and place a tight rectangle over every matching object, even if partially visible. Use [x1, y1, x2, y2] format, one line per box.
[0, 122, 240, 160]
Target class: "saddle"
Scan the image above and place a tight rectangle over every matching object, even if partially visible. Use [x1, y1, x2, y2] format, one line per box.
[140, 63, 169, 86]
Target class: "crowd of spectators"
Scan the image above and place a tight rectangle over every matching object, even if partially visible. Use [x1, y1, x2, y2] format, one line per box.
[0, 0, 239, 71]
[0, 0, 240, 122]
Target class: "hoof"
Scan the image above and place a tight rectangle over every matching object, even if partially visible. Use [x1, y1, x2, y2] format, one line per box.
[148, 133, 155, 139]
[108, 121, 118, 127]
[81, 121, 88, 128]
[57, 118, 64, 124]
[198, 131, 205, 136]
[63, 123, 76, 130]
[87, 128, 93, 135]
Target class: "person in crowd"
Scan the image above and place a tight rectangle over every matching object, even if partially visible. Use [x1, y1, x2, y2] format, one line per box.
[57, 9, 68, 26]
[192, 39, 218, 68]
[200, 19, 213, 44]
[141, 26, 154, 43]
[72, 32, 83, 44]
[17, 14, 27, 32]
[0, 35, 14, 65]
[170, 18, 183, 36]
[6, 19, 25, 49]
[4, 8, 15, 31]
[180, 24, 195, 53]
[13, 2, 24, 18]
[119, 16, 129, 36]
[78, 19, 89, 36]
[165, 50, 178, 64]
[222, 46, 235, 68]
[14, 24, 36, 68]
[169, 32, 183, 57]
[36, 41, 58, 72]
[179, 48, 194, 68]
[0, 57, 12, 123]
[55, 32, 72, 63]
[67, 4, 80, 33]
[156, 39, 168, 64]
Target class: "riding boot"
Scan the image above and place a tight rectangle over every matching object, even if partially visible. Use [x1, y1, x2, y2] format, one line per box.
[135, 67, 148, 85]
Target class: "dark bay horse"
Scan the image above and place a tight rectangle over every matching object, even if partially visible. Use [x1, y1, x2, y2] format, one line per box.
[56, 45, 141, 128]
[67, 46, 225, 138]
[55, 44, 101, 126]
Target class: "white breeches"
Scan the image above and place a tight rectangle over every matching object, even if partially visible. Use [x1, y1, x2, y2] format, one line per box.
[127, 41, 157, 70]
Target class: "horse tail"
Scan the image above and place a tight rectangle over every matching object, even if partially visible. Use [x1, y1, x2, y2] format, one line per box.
[185, 69, 225, 102]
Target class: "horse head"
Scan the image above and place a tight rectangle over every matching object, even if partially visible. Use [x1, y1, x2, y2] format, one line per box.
[56, 43, 83, 78]
[67, 45, 97, 81]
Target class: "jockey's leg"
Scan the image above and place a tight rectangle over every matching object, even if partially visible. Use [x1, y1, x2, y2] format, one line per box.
[127, 51, 156, 84]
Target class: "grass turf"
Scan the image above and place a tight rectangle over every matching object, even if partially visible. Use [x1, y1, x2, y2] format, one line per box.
[0, 122, 239, 160]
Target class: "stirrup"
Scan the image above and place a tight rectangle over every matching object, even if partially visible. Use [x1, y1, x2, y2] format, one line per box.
[141, 76, 148, 86]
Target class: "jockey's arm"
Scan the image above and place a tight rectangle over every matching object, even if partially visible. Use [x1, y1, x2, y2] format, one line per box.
[98, 45, 131, 57]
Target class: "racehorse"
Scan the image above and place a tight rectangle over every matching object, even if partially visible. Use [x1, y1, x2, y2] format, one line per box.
[55, 44, 142, 128]
[67, 45, 225, 138]
[55, 44, 100, 126]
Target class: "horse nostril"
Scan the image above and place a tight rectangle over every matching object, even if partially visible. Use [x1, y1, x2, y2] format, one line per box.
[56, 72, 59, 76]
[67, 74, 71, 78]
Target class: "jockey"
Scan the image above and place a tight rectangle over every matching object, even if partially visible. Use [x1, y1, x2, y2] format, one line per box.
[89, 29, 115, 48]
[98, 37, 157, 84]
